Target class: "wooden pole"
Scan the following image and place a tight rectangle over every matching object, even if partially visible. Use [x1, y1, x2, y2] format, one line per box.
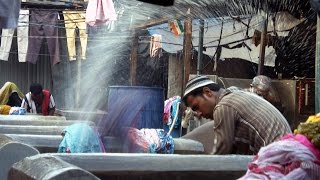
[315, 16, 320, 113]
[197, 19, 204, 75]
[182, 16, 193, 92]
[130, 33, 139, 86]
[257, 18, 267, 75]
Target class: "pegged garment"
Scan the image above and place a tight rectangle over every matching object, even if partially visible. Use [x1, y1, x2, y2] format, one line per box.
[9, 107, 26, 115]
[239, 134, 320, 180]
[150, 34, 162, 58]
[0, 10, 29, 62]
[86, 0, 117, 26]
[58, 123, 105, 153]
[26, 10, 60, 65]
[125, 128, 174, 154]
[0, 0, 21, 29]
[63, 11, 87, 61]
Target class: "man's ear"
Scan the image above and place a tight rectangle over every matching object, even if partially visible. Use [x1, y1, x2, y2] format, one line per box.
[202, 87, 212, 97]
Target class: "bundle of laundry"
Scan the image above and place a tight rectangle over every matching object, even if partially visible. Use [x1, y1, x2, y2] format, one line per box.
[58, 123, 105, 153]
[239, 134, 320, 180]
[294, 114, 320, 149]
[0, 105, 11, 115]
[124, 127, 174, 154]
[9, 107, 26, 115]
[164, 96, 181, 129]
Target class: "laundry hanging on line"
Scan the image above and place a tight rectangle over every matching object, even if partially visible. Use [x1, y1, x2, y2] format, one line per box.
[26, 10, 60, 65]
[0, 10, 29, 62]
[63, 11, 88, 61]
[86, 0, 117, 26]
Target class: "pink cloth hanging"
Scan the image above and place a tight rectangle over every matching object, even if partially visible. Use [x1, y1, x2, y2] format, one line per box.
[86, 0, 117, 26]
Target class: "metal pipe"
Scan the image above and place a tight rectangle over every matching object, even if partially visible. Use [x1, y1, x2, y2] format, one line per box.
[197, 19, 204, 75]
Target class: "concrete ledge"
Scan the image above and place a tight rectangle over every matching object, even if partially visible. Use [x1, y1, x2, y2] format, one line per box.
[0, 120, 95, 126]
[8, 155, 99, 180]
[6, 134, 205, 154]
[0, 125, 65, 135]
[0, 115, 66, 121]
[50, 153, 252, 179]
[0, 134, 39, 180]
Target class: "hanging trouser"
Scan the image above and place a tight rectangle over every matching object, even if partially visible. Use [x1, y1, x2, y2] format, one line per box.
[0, 10, 29, 62]
[0, 28, 14, 61]
[26, 10, 60, 65]
[63, 11, 87, 61]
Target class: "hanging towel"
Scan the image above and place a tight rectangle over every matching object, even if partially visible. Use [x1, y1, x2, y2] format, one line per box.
[86, 0, 117, 26]
[150, 34, 162, 58]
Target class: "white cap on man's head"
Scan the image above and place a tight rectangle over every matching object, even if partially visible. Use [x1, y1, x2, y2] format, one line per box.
[183, 75, 216, 98]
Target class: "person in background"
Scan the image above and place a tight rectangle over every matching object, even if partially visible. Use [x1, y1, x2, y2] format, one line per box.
[21, 83, 56, 116]
[0, 82, 24, 107]
[182, 75, 291, 155]
[228, 75, 284, 113]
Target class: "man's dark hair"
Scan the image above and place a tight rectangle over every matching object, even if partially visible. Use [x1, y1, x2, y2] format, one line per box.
[183, 83, 221, 106]
[30, 83, 43, 95]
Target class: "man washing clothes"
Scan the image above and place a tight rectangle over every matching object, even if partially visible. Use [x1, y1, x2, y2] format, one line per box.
[182, 75, 291, 155]
[21, 83, 56, 116]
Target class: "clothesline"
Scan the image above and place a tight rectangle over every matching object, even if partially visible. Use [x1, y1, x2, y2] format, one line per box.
[0, 50, 171, 58]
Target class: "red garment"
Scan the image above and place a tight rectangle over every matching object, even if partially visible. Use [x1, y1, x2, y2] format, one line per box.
[41, 90, 51, 116]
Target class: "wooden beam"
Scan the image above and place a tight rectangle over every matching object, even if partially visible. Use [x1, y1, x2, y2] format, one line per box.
[130, 33, 139, 86]
[257, 18, 267, 75]
[133, 14, 183, 30]
[183, 17, 193, 90]
[197, 19, 204, 75]
[168, 54, 183, 97]
[316, 16, 320, 113]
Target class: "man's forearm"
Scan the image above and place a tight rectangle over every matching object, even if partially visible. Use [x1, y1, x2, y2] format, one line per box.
[49, 107, 55, 116]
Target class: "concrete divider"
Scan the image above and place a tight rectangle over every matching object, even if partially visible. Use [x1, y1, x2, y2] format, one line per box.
[0, 115, 67, 121]
[0, 125, 65, 135]
[0, 134, 39, 180]
[8, 155, 99, 180]
[5, 134, 204, 154]
[51, 153, 252, 180]
[0, 119, 95, 126]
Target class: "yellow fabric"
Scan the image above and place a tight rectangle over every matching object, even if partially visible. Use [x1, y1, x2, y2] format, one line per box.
[0, 82, 24, 105]
[294, 114, 320, 149]
[0, 105, 11, 115]
[306, 114, 320, 123]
